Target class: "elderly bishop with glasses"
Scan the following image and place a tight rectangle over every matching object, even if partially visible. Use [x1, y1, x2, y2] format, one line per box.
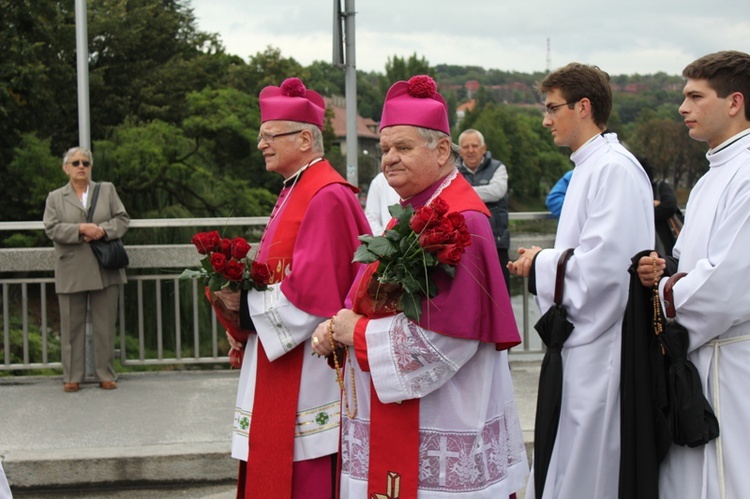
[213, 77, 371, 498]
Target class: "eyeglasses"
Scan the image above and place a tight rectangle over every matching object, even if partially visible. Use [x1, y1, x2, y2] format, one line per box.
[69, 160, 91, 167]
[257, 130, 302, 144]
[544, 101, 578, 116]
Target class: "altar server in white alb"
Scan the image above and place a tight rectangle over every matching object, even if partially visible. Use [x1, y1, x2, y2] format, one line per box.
[637, 50, 750, 499]
[508, 63, 654, 498]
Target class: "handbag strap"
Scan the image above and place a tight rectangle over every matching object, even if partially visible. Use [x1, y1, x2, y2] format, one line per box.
[663, 272, 687, 319]
[86, 183, 102, 223]
[554, 248, 575, 306]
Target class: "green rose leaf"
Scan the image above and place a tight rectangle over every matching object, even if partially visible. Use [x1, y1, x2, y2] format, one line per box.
[367, 237, 398, 258]
[178, 268, 203, 281]
[353, 245, 378, 264]
[401, 291, 423, 322]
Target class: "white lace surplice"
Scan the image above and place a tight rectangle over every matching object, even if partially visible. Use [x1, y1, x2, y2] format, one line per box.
[339, 315, 528, 498]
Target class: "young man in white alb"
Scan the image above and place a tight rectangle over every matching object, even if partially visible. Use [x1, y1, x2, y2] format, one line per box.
[638, 50, 750, 499]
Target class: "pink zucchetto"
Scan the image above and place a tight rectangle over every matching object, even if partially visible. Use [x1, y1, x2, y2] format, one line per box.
[258, 77, 326, 130]
[379, 75, 450, 135]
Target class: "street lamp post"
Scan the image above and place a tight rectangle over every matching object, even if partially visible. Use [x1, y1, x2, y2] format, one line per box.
[334, 0, 358, 188]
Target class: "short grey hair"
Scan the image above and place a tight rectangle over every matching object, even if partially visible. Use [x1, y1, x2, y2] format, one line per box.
[416, 127, 459, 164]
[458, 129, 485, 146]
[63, 147, 93, 165]
[287, 122, 324, 154]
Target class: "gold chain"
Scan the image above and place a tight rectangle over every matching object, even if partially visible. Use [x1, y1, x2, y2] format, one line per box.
[329, 319, 357, 418]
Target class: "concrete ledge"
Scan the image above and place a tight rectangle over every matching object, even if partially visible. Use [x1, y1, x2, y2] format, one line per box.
[0, 245, 203, 273]
[0, 235, 556, 273]
[5, 442, 236, 490]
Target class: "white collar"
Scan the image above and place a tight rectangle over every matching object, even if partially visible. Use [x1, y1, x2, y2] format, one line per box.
[708, 128, 750, 156]
[282, 157, 324, 187]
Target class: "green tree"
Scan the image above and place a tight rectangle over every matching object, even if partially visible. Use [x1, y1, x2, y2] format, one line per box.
[306, 60, 346, 97]
[94, 119, 277, 248]
[356, 70, 383, 121]
[457, 104, 570, 207]
[228, 46, 307, 97]
[5, 134, 65, 241]
[0, 0, 235, 227]
[182, 87, 270, 189]
[379, 53, 433, 96]
[0, 0, 77, 185]
[444, 89, 458, 130]
[87, 0, 226, 137]
[628, 112, 707, 188]
[1, 6, 709, 233]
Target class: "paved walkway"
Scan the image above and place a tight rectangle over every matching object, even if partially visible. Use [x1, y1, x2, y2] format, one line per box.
[0, 362, 540, 498]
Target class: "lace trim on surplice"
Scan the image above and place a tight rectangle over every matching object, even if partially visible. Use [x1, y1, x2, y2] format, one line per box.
[341, 404, 525, 493]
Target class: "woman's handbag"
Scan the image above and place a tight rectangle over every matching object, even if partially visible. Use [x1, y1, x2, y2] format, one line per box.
[87, 184, 129, 269]
[90, 238, 129, 269]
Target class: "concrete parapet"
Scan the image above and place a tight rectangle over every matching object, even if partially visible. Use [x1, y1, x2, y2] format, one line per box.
[0, 245, 201, 273]
[0, 234, 556, 274]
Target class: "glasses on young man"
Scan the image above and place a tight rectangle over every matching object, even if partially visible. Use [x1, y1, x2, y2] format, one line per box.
[544, 101, 579, 116]
[69, 160, 91, 167]
[257, 130, 303, 144]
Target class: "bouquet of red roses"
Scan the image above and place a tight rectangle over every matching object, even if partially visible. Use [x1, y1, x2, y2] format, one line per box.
[352, 196, 471, 322]
[180, 230, 270, 292]
[179, 230, 271, 368]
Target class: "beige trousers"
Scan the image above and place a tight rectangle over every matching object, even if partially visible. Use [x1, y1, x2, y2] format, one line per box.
[58, 284, 119, 383]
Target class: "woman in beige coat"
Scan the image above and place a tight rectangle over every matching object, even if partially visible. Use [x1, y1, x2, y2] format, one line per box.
[43, 147, 129, 392]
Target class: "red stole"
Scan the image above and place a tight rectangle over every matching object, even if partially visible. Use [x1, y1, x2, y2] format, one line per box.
[353, 176, 489, 499]
[243, 160, 353, 499]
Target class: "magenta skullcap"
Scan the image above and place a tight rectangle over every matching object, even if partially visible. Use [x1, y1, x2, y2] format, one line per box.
[258, 77, 326, 130]
[379, 75, 450, 135]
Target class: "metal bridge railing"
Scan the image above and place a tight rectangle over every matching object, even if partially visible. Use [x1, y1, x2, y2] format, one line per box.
[1, 215, 551, 371]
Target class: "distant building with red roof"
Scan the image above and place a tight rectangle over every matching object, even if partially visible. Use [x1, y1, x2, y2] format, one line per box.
[324, 96, 380, 158]
[465, 80, 480, 98]
[456, 99, 476, 124]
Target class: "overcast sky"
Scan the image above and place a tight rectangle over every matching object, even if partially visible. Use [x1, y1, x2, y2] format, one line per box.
[188, 0, 750, 77]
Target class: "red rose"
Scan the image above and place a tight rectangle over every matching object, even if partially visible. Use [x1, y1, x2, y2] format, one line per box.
[458, 225, 472, 248]
[410, 205, 438, 233]
[419, 219, 454, 252]
[441, 212, 471, 248]
[436, 244, 464, 266]
[223, 259, 245, 282]
[250, 261, 272, 285]
[218, 238, 233, 258]
[192, 230, 220, 254]
[191, 233, 206, 254]
[231, 237, 252, 260]
[210, 252, 227, 273]
[430, 197, 449, 217]
[446, 212, 465, 230]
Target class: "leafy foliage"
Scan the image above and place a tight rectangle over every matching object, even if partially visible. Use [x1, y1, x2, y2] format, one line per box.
[6, 134, 67, 224]
[626, 111, 708, 188]
[0, 0, 707, 239]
